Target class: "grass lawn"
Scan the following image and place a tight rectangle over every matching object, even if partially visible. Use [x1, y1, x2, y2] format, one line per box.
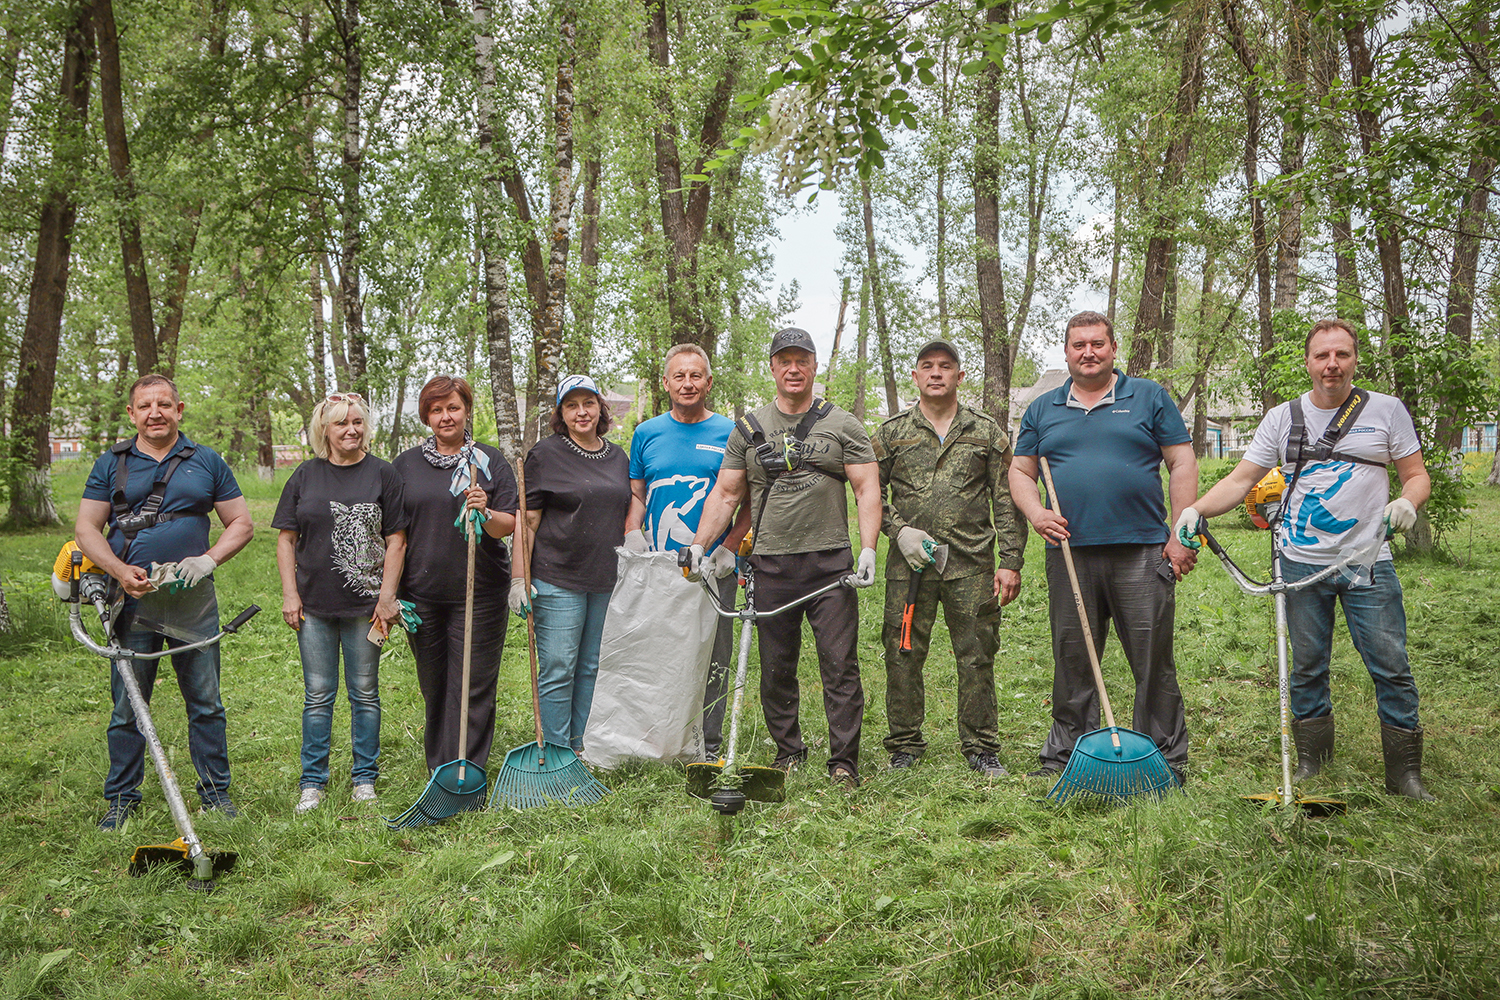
[1, 460, 1498, 999]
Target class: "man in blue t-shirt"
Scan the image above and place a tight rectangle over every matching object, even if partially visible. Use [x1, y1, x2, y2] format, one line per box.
[75, 374, 255, 830]
[626, 344, 749, 758]
[1008, 312, 1199, 782]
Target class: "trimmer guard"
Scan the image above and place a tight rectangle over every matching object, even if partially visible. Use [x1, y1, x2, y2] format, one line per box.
[686, 762, 786, 803]
[129, 837, 238, 877]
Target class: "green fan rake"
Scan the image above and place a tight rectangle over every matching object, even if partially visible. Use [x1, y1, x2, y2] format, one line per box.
[388, 461, 489, 829]
[489, 455, 607, 811]
[1038, 458, 1180, 805]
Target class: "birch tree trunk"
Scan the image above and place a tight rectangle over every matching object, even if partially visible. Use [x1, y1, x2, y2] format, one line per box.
[860, 176, 899, 418]
[333, 0, 366, 388]
[471, 0, 521, 460]
[534, 4, 578, 410]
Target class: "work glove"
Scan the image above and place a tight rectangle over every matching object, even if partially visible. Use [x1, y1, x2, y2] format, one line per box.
[705, 546, 736, 580]
[622, 529, 650, 553]
[1172, 507, 1204, 550]
[397, 599, 422, 633]
[684, 543, 706, 583]
[453, 506, 487, 541]
[508, 578, 536, 618]
[1383, 497, 1417, 535]
[896, 526, 938, 572]
[177, 554, 217, 587]
[853, 547, 878, 588]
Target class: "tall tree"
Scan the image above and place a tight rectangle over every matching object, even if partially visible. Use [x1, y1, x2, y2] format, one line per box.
[8, 3, 95, 526]
[330, 0, 367, 389]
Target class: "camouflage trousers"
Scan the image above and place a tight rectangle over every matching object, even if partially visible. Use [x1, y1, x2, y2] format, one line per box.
[881, 571, 1002, 757]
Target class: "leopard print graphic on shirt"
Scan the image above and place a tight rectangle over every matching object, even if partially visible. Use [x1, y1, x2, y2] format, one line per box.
[329, 501, 385, 596]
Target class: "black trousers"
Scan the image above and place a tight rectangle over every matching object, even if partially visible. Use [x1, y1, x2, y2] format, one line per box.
[703, 573, 735, 756]
[405, 587, 507, 770]
[1039, 544, 1188, 770]
[751, 548, 864, 777]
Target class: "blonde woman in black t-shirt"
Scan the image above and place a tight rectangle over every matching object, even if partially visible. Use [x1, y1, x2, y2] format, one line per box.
[274, 394, 408, 815]
[509, 375, 631, 753]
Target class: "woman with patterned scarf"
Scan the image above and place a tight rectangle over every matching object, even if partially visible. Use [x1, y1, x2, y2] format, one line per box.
[393, 376, 518, 775]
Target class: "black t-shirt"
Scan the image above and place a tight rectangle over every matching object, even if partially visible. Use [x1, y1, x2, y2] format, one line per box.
[524, 433, 630, 593]
[272, 455, 408, 618]
[394, 442, 519, 603]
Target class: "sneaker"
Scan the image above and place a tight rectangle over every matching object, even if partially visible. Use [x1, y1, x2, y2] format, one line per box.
[771, 749, 808, 773]
[830, 765, 861, 789]
[889, 751, 918, 770]
[200, 795, 238, 818]
[351, 783, 377, 803]
[1026, 766, 1061, 779]
[966, 752, 1009, 778]
[97, 800, 136, 831]
[295, 787, 323, 815]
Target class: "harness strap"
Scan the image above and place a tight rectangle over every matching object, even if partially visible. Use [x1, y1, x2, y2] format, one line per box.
[736, 399, 840, 552]
[1280, 388, 1382, 522]
[110, 437, 196, 542]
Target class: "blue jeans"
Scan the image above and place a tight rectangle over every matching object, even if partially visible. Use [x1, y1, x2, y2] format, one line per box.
[532, 579, 610, 751]
[106, 628, 230, 807]
[297, 615, 382, 787]
[1283, 557, 1420, 730]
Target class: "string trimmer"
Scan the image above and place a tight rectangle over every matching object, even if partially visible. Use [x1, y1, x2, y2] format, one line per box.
[64, 551, 259, 890]
[680, 545, 857, 816]
[1193, 520, 1383, 816]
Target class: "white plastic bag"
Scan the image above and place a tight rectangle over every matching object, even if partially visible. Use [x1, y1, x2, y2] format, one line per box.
[583, 549, 718, 768]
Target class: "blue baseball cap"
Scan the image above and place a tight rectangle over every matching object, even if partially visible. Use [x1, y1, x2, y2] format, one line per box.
[556, 373, 603, 404]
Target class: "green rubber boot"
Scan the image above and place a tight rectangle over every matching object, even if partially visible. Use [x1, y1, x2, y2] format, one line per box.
[1380, 723, 1436, 802]
[1291, 715, 1335, 782]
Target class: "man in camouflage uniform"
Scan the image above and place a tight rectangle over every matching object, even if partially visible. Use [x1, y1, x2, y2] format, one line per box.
[874, 339, 1025, 777]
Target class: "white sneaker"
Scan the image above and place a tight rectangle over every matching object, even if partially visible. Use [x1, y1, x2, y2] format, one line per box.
[295, 787, 323, 815]
[351, 783, 377, 803]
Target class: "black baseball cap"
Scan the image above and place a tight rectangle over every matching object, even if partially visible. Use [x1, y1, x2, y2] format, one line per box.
[769, 327, 817, 359]
[915, 339, 962, 366]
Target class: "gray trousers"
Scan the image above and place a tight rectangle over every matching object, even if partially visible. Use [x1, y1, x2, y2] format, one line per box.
[702, 574, 734, 756]
[1039, 544, 1188, 770]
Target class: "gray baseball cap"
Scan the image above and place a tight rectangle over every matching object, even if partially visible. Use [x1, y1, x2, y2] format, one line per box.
[915, 339, 962, 366]
[769, 327, 817, 359]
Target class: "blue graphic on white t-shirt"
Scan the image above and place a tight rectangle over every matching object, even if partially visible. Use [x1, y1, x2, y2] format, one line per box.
[1288, 461, 1359, 547]
[647, 473, 713, 551]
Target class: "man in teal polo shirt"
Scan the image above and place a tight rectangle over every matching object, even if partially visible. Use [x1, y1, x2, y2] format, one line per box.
[75, 374, 254, 829]
[1008, 311, 1198, 782]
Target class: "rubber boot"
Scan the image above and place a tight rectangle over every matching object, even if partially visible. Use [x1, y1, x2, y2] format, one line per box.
[1290, 715, 1335, 782]
[1380, 723, 1436, 801]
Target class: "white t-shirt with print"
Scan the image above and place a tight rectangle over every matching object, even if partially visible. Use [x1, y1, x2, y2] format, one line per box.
[1243, 389, 1420, 566]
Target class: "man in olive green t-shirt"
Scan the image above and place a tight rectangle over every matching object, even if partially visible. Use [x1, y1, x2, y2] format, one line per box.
[689, 328, 882, 787]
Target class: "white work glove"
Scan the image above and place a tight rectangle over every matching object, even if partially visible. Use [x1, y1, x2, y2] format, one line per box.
[705, 546, 736, 580]
[1383, 497, 1417, 535]
[622, 529, 650, 553]
[178, 554, 217, 587]
[895, 526, 937, 572]
[853, 547, 878, 588]
[684, 543, 706, 583]
[1172, 507, 1203, 550]
[508, 578, 536, 617]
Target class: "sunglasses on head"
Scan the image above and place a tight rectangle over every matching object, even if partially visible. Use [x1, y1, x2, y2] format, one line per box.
[326, 392, 365, 404]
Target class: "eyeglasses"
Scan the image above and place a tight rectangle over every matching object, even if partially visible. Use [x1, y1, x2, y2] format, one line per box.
[326, 392, 365, 404]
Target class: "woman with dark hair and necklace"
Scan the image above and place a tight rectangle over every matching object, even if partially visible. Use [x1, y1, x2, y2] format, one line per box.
[509, 374, 631, 753]
[393, 376, 518, 773]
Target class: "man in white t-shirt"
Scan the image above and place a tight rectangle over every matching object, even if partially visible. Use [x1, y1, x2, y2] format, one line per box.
[1172, 319, 1435, 800]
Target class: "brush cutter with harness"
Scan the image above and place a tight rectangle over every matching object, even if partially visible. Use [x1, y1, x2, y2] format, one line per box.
[1179, 384, 1389, 815]
[64, 550, 259, 890]
[679, 541, 859, 815]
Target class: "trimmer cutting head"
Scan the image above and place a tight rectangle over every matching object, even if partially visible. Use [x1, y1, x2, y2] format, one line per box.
[1241, 792, 1347, 817]
[129, 837, 238, 890]
[686, 762, 786, 805]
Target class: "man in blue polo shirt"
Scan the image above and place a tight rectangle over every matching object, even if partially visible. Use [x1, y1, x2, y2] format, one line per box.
[1008, 311, 1198, 782]
[624, 343, 748, 758]
[75, 374, 254, 830]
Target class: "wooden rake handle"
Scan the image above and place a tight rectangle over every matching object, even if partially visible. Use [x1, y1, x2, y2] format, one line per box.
[458, 461, 477, 782]
[514, 455, 545, 753]
[1038, 457, 1121, 741]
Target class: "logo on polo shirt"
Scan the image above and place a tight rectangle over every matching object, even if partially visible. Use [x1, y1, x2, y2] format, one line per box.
[1111, 409, 1130, 414]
